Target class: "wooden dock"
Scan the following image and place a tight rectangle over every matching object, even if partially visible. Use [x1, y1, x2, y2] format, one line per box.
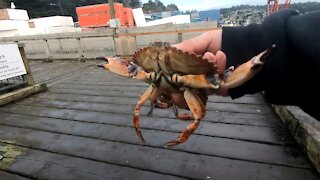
[0, 61, 318, 180]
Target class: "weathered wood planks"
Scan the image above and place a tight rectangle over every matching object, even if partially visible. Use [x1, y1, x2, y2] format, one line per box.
[0, 62, 318, 180]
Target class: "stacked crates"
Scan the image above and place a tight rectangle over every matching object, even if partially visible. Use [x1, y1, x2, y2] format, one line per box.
[76, 3, 134, 28]
[123, 8, 134, 27]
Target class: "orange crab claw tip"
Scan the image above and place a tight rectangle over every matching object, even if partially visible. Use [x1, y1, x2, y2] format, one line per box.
[259, 44, 277, 63]
[135, 129, 146, 143]
[165, 140, 181, 147]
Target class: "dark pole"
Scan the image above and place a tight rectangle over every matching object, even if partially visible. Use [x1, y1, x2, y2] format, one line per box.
[108, 0, 117, 54]
[0, 0, 4, 9]
[108, 0, 116, 35]
[109, 0, 115, 19]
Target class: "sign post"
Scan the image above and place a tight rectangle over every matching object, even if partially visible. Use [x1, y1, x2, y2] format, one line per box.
[18, 44, 34, 85]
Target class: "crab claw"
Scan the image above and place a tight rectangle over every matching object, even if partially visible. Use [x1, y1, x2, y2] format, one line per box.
[221, 44, 276, 89]
[97, 56, 131, 77]
[250, 44, 276, 71]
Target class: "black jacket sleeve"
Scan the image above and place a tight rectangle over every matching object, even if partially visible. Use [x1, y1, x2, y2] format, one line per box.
[221, 9, 320, 120]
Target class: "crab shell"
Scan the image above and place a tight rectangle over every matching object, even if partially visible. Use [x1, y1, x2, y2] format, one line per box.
[133, 42, 219, 76]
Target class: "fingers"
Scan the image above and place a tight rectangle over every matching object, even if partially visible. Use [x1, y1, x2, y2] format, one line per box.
[203, 51, 227, 74]
[173, 30, 222, 55]
[215, 51, 227, 73]
[203, 52, 216, 63]
[172, 42, 195, 54]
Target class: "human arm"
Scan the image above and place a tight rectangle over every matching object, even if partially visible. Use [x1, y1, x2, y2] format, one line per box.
[175, 9, 320, 119]
[222, 9, 320, 119]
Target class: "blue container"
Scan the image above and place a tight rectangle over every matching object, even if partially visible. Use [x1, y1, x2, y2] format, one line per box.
[199, 9, 220, 21]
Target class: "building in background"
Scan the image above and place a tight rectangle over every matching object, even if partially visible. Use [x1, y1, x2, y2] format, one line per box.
[145, 11, 183, 21]
[199, 9, 220, 22]
[190, 12, 200, 22]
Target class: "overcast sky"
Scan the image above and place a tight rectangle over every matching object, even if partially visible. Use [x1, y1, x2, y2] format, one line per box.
[140, 0, 319, 11]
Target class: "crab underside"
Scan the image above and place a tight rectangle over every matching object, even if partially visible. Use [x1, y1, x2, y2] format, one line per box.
[98, 42, 276, 146]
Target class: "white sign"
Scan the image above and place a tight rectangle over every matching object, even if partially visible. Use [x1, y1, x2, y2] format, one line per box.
[0, 44, 27, 81]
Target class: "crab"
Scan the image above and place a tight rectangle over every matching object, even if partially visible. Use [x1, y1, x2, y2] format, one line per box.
[98, 42, 276, 146]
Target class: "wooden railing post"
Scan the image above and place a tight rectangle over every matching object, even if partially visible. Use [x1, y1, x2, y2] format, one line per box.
[44, 39, 52, 61]
[76, 38, 84, 61]
[178, 32, 183, 43]
[18, 44, 34, 86]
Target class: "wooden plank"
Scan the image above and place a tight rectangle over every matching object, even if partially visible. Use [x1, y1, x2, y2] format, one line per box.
[0, 104, 294, 145]
[274, 106, 320, 173]
[63, 77, 150, 83]
[31, 92, 269, 111]
[32, 62, 76, 77]
[0, 84, 47, 106]
[0, 101, 279, 128]
[0, 143, 183, 180]
[55, 81, 148, 87]
[33, 63, 95, 84]
[17, 95, 275, 115]
[32, 62, 93, 83]
[51, 84, 268, 104]
[0, 170, 31, 180]
[31, 61, 93, 76]
[30, 61, 70, 73]
[0, 126, 318, 180]
[29, 62, 48, 71]
[0, 112, 309, 168]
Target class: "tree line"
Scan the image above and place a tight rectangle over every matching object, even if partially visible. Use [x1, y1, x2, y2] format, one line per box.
[0, 1, 318, 21]
[0, 0, 178, 21]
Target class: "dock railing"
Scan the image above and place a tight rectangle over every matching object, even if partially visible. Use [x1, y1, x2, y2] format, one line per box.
[0, 22, 218, 61]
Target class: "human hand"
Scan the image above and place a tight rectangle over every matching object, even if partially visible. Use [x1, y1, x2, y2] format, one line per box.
[173, 29, 226, 72]
[173, 29, 229, 96]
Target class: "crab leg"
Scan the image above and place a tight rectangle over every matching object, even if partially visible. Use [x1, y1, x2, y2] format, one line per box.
[173, 104, 194, 120]
[147, 100, 171, 116]
[165, 89, 206, 146]
[134, 85, 161, 143]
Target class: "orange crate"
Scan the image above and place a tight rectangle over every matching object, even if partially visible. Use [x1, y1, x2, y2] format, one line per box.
[76, 3, 123, 16]
[76, 4, 109, 16]
[77, 3, 126, 27]
[123, 8, 133, 16]
[123, 8, 134, 27]
[78, 14, 111, 27]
